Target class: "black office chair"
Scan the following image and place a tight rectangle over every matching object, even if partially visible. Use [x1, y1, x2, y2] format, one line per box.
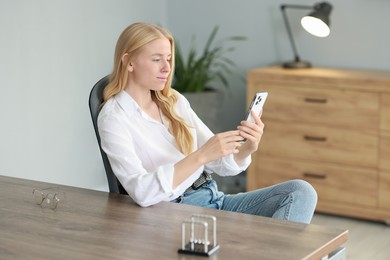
[89, 75, 128, 195]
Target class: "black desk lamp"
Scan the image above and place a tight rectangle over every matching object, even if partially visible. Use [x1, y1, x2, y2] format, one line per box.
[281, 2, 332, 69]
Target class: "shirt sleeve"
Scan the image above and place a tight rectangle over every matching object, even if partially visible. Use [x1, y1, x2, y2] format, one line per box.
[98, 105, 198, 207]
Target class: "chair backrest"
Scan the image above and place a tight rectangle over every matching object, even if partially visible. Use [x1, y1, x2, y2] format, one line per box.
[89, 76, 128, 195]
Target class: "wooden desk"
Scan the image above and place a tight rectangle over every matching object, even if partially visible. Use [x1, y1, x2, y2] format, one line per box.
[0, 175, 348, 259]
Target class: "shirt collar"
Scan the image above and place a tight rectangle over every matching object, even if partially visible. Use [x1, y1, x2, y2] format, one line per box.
[115, 90, 161, 124]
[115, 90, 140, 115]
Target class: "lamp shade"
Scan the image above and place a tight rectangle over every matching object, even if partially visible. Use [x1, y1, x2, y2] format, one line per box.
[301, 2, 332, 37]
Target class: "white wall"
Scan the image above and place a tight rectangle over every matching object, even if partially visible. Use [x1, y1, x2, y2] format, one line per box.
[0, 0, 167, 190]
[1, 0, 389, 191]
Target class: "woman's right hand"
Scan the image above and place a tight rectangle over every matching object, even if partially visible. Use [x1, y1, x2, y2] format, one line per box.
[173, 130, 243, 188]
[196, 130, 244, 164]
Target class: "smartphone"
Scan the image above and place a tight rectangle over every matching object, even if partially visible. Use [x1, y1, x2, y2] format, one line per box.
[245, 92, 268, 123]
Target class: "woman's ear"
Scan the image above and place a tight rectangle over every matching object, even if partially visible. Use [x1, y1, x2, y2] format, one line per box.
[121, 53, 134, 72]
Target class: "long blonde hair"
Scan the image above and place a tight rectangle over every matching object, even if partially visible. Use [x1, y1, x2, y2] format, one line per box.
[103, 22, 194, 155]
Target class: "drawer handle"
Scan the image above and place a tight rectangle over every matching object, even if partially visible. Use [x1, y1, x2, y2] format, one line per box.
[303, 172, 326, 179]
[303, 135, 327, 142]
[304, 97, 328, 104]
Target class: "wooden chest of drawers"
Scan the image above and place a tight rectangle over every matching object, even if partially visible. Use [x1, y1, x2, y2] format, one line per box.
[246, 66, 390, 223]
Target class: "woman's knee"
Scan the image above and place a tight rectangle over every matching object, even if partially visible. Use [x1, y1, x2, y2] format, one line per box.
[287, 179, 318, 204]
[280, 179, 318, 223]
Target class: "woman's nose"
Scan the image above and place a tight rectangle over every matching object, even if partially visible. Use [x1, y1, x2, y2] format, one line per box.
[162, 61, 170, 73]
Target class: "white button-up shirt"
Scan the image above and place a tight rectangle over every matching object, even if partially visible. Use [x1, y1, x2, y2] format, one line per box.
[98, 90, 251, 207]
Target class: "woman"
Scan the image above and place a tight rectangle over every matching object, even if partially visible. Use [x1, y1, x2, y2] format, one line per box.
[98, 22, 317, 224]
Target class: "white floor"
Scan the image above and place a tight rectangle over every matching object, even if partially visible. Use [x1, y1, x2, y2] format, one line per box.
[311, 213, 390, 260]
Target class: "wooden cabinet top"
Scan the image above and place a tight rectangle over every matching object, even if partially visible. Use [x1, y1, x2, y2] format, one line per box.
[248, 66, 390, 92]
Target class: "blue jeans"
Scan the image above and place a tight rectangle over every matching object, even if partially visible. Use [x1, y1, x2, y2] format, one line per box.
[171, 179, 317, 224]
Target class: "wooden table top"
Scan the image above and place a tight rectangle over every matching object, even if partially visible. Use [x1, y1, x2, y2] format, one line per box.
[0, 175, 348, 259]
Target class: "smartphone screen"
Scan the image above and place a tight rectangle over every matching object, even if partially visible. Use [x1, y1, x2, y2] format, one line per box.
[245, 92, 268, 123]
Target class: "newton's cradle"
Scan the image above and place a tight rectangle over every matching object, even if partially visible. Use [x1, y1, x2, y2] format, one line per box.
[178, 214, 220, 256]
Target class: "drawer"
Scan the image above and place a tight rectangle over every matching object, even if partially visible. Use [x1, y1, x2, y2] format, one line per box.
[251, 85, 379, 129]
[381, 94, 390, 131]
[260, 121, 378, 168]
[379, 171, 390, 209]
[248, 157, 378, 207]
[380, 131, 390, 171]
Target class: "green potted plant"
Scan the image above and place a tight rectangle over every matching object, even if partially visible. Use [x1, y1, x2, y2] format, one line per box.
[172, 26, 246, 133]
[172, 26, 246, 93]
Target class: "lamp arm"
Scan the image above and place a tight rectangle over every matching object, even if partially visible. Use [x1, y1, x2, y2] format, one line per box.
[280, 4, 312, 62]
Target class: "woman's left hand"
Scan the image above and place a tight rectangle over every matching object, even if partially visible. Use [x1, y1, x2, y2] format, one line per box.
[236, 110, 264, 155]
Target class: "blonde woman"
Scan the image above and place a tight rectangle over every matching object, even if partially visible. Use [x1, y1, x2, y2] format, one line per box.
[98, 22, 317, 224]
